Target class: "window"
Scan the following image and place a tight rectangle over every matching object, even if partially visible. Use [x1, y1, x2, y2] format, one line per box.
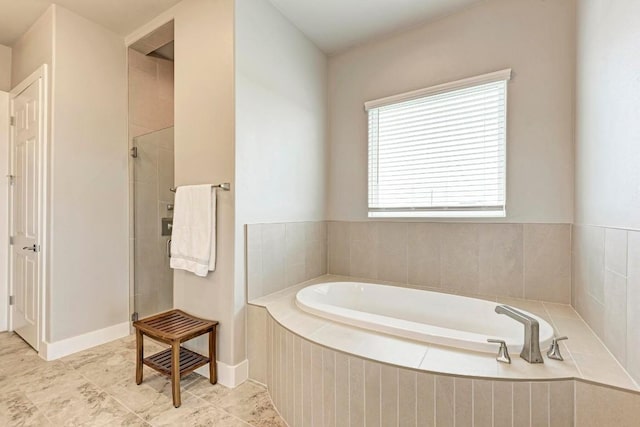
[366, 69, 511, 218]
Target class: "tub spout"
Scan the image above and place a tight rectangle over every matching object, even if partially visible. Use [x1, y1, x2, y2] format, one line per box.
[495, 305, 544, 364]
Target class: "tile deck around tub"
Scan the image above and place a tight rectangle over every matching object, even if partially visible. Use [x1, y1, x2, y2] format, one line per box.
[250, 274, 640, 392]
[0, 332, 285, 427]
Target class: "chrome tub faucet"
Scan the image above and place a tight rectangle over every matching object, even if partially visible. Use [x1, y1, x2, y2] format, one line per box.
[495, 305, 544, 364]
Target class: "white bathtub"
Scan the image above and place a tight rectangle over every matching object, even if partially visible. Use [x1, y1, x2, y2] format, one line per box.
[296, 281, 555, 355]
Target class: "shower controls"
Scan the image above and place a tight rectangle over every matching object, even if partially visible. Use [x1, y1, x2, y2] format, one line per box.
[161, 218, 173, 236]
[487, 339, 511, 364]
[547, 336, 568, 361]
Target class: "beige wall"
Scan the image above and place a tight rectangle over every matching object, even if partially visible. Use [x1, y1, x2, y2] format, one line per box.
[573, 0, 640, 384]
[49, 6, 128, 341]
[327, 0, 575, 223]
[235, 0, 328, 362]
[0, 45, 11, 91]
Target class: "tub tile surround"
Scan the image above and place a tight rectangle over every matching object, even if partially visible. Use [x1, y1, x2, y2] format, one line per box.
[573, 224, 640, 384]
[261, 308, 640, 427]
[248, 275, 638, 392]
[328, 221, 572, 303]
[247, 222, 327, 300]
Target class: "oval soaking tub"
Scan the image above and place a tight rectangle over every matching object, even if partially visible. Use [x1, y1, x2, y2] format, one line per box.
[296, 281, 554, 355]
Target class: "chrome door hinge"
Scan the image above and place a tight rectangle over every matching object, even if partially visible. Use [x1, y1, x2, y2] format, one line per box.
[130, 147, 138, 158]
[9, 295, 14, 306]
[9, 116, 15, 126]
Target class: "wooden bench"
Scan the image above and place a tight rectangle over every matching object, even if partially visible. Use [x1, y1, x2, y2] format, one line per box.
[133, 309, 218, 407]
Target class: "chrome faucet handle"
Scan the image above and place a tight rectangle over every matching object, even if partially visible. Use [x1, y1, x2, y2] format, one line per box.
[487, 339, 511, 364]
[547, 336, 568, 361]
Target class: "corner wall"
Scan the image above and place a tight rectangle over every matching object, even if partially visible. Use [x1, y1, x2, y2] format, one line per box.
[573, 0, 640, 384]
[0, 44, 11, 91]
[235, 0, 328, 362]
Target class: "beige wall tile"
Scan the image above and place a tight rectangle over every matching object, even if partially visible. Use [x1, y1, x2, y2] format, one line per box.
[301, 340, 312, 426]
[493, 381, 513, 427]
[247, 306, 267, 384]
[377, 222, 408, 283]
[293, 335, 303, 427]
[473, 380, 493, 427]
[627, 231, 640, 383]
[513, 382, 530, 427]
[479, 224, 524, 298]
[530, 382, 549, 427]
[524, 224, 571, 303]
[575, 381, 640, 427]
[322, 348, 336, 427]
[261, 223, 286, 296]
[305, 228, 326, 280]
[285, 223, 306, 269]
[328, 221, 350, 276]
[605, 228, 628, 276]
[312, 344, 324, 426]
[584, 225, 606, 303]
[604, 270, 628, 365]
[440, 223, 480, 294]
[407, 223, 442, 288]
[350, 222, 378, 279]
[380, 364, 398, 427]
[454, 378, 472, 427]
[435, 376, 454, 427]
[398, 369, 417, 426]
[364, 361, 381, 427]
[549, 381, 573, 427]
[285, 332, 294, 423]
[335, 352, 350, 427]
[417, 372, 435, 427]
[246, 224, 263, 300]
[349, 357, 365, 427]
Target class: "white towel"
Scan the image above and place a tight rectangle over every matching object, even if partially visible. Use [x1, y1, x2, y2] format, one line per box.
[170, 184, 216, 277]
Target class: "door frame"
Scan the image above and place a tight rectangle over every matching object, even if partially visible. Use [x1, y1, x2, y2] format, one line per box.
[8, 64, 49, 353]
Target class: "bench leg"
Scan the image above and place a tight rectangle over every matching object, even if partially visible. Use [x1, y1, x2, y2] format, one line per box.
[135, 329, 143, 385]
[171, 342, 181, 407]
[209, 326, 217, 384]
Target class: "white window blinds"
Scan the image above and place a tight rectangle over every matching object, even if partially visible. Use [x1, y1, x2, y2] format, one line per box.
[367, 70, 510, 218]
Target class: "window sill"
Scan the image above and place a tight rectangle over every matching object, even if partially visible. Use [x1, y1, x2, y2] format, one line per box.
[368, 210, 506, 219]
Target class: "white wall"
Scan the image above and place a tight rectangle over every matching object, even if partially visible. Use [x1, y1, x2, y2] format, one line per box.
[575, 0, 640, 230]
[49, 6, 129, 341]
[11, 8, 53, 88]
[327, 0, 575, 223]
[235, 0, 328, 360]
[0, 91, 8, 331]
[0, 45, 11, 91]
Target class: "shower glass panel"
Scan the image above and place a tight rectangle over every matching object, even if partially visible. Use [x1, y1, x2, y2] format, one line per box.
[133, 126, 174, 319]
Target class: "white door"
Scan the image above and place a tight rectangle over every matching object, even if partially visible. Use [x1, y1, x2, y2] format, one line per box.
[9, 75, 44, 350]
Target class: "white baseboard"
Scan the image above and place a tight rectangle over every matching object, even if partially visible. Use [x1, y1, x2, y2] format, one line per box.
[195, 358, 248, 388]
[40, 321, 130, 361]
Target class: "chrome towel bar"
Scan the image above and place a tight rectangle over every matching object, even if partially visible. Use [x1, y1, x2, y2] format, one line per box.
[169, 183, 231, 192]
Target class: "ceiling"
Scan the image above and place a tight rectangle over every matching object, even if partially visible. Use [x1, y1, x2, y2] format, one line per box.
[269, 0, 484, 54]
[0, 0, 181, 46]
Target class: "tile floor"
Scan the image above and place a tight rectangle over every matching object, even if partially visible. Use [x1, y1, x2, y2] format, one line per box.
[0, 332, 286, 426]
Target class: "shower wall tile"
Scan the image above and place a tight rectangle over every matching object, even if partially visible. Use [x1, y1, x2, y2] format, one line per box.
[328, 221, 351, 276]
[523, 224, 572, 303]
[605, 228, 628, 276]
[349, 222, 378, 279]
[627, 231, 640, 383]
[377, 222, 408, 283]
[604, 270, 627, 365]
[440, 223, 480, 295]
[246, 221, 328, 300]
